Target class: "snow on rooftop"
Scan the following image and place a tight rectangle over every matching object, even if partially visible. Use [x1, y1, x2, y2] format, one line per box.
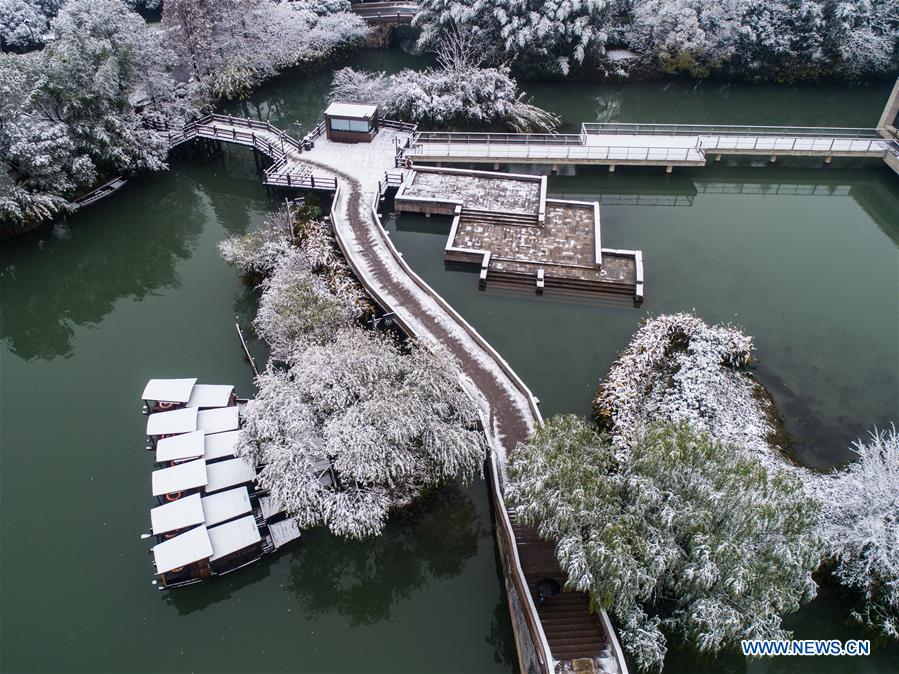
[325, 102, 378, 119]
[269, 519, 301, 549]
[150, 493, 205, 535]
[152, 459, 208, 496]
[186, 384, 234, 409]
[259, 495, 283, 520]
[156, 430, 205, 462]
[197, 406, 239, 434]
[146, 406, 199, 436]
[142, 378, 197, 403]
[204, 430, 240, 462]
[153, 525, 212, 574]
[208, 515, 261, 561]
[201, 487, 252, 527]
[205, 457, 256, 494]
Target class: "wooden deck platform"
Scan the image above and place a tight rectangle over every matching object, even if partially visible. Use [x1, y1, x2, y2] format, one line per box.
[395, 166, 644, 301]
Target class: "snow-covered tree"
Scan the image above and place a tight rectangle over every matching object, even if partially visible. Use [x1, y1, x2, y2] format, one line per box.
[330, 31, 558, 132]
[0, 0, 63, 52]
[594, 313, 800, 478]
[163, 0, 368, 100]
[817, 426, 899, 639]
[239, 328, 488, 539]
[1, 0, 200, 234]
[413, 0, 899, 79]
[506, 416, 821, 672]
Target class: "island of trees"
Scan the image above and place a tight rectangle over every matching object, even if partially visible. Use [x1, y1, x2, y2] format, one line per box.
[508, 313, 898, 670]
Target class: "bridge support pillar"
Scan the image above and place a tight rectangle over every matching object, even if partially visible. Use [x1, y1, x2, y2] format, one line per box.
[550, 164, 558, 175]
[715, 154, 722, 162]
[608, 164, 616, 173]
[665, 165, 673, 174]
[824, 155, 833, 165]
[493, 163, 500, 171]
[769, 155, 777, 163]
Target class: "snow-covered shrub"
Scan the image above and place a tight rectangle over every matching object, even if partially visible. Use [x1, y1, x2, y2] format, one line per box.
[239, 327, 488, 539]
[506, 416, 821, 672]
[817, 426, 899, 639]
[594, 313, 797, 476]
[254, 250, 356, 357]
[218, 219, 294, 277]
[330, 31, 558, 132]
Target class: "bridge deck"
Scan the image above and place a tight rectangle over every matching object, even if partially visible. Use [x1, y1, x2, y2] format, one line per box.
[407, 125, 893, 167]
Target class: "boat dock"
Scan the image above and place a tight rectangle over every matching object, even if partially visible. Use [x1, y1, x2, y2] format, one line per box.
[140, 378, 301, 591]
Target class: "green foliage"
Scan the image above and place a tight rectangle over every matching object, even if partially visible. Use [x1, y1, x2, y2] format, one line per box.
[507, 417, 821, 672]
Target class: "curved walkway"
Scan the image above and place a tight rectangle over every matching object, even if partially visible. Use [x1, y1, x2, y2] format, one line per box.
[172, 116, 628, 674]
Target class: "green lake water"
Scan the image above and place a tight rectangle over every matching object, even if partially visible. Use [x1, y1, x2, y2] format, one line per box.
[2, 48, 897, 673]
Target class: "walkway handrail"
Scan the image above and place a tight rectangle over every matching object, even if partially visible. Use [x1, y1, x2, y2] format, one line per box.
[409, 142, 704, 162]
[698, 134, 889, 154]
[415, 131, 584, 145]
[581, 122, 884, 138]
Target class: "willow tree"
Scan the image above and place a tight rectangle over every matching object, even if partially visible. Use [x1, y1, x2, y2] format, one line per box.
[818, 426, 899, 639]
[239, 328, 488, 539]
[506, 416, 821, 672]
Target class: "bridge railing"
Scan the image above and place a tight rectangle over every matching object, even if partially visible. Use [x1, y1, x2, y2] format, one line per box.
[415, 131, 584, 146]
[581, 122, 884, 138]
[408, 141, 703, 162]
[698, 134, 889, 154]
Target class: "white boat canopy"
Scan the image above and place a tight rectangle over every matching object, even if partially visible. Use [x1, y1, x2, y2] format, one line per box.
[208, 515, 261, 561]
[205, 458, 256, 494]
[204, 430, 240, 462]
[152, 459, 208, 496]
[146, 406, 198, 437]
[202, 487, 252, 527]
[259, 495, 283, 520]
[156, 430, 205, 463]
[268, 519, 301, 549]
[197, 406, 239, 434]
[186, 384, 234, 409]
[142, 378, 197, 403]
[153, 525, 213, 574]
[150, 494, 205, 535]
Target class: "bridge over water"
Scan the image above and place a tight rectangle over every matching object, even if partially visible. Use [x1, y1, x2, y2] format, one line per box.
[405, 123, 899, 173]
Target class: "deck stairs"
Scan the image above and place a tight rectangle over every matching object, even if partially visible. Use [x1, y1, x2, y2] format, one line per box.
[511, 517, 612, 665]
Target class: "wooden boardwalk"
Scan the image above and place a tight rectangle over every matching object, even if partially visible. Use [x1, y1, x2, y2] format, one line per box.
[171, 115, 628, 674]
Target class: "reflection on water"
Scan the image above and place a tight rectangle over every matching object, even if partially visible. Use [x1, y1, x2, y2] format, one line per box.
[0, 176, 204, 361]
[286, 485, 482, 626]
